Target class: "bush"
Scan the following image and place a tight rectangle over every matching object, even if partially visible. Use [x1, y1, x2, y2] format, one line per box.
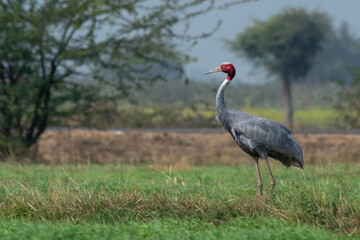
[333, 69, 360, 128]
[0, 136, 29, 159]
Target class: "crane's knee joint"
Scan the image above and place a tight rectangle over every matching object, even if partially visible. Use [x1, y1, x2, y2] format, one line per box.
[258, 183, 263, 187]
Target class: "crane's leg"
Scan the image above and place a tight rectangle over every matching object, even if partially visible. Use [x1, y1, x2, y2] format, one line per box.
[264, 156, 276, 186]
[253, 157, 263, 196]
[264, 156, 276, 198]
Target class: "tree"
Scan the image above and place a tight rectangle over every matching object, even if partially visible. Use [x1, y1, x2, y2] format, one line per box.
[0, 0, 250, 156]
[227, 8, 330, 127]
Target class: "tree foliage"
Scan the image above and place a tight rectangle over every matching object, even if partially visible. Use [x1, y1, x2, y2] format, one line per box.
[230, 8, 330, 79]
[0, 0, 250, 155]
[227, 8, 331, 127]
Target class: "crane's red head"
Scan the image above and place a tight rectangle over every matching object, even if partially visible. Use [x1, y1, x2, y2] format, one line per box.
[203, 62, 236, 80]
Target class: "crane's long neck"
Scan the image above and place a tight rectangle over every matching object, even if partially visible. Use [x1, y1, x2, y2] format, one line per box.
[216, 79, 230, 115]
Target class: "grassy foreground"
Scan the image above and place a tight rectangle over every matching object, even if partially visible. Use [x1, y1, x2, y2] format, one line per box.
[0, 163, 359, 239]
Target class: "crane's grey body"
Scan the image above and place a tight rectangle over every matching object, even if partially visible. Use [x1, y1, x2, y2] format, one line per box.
[216, 80, 304, 169]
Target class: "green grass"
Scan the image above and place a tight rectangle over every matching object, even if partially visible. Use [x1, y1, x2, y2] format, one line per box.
[0, 163, 359, 239]
[242, 108, 337, 129]
[68, 106, 338, 129]
[0, 217, 347, 240]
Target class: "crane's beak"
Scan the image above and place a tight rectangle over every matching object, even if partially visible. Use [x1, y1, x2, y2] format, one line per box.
[203, 65, 222, 75]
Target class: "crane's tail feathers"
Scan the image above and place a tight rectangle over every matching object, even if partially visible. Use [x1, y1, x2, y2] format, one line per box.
[292, 156, 304, 169]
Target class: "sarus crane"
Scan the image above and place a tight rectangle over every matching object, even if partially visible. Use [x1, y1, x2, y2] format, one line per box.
[204, 62, 304, 196]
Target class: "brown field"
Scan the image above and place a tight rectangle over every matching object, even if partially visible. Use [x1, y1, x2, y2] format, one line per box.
[35, 129, 360, 168]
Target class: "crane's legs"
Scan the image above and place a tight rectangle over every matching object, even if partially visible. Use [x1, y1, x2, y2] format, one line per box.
[253, 157, 263, 196]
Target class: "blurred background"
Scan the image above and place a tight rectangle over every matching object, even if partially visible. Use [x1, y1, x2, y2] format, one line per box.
[2, 2, 360, 237]
[0, 0, 360, 162]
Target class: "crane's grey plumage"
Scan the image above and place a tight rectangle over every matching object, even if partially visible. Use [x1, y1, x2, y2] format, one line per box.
[204, 62, 304, 196]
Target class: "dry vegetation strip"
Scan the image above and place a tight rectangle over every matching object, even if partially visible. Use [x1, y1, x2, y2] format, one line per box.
[37, 130, 360, 167]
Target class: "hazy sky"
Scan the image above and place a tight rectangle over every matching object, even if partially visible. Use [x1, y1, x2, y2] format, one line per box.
[183, 0, 360, 82]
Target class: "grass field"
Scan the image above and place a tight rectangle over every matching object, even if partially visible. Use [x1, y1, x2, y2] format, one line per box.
[0, 163, 359, 239]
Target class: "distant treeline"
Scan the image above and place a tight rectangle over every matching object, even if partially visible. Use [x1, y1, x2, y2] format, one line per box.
[51, 80, 339, 130]
[122, 80, 337, 110]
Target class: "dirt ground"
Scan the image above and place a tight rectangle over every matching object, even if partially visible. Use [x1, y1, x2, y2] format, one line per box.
[37, 129, 360, 168]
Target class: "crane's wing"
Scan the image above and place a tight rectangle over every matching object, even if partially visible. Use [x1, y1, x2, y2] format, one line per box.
[220, 109, 303, 168]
